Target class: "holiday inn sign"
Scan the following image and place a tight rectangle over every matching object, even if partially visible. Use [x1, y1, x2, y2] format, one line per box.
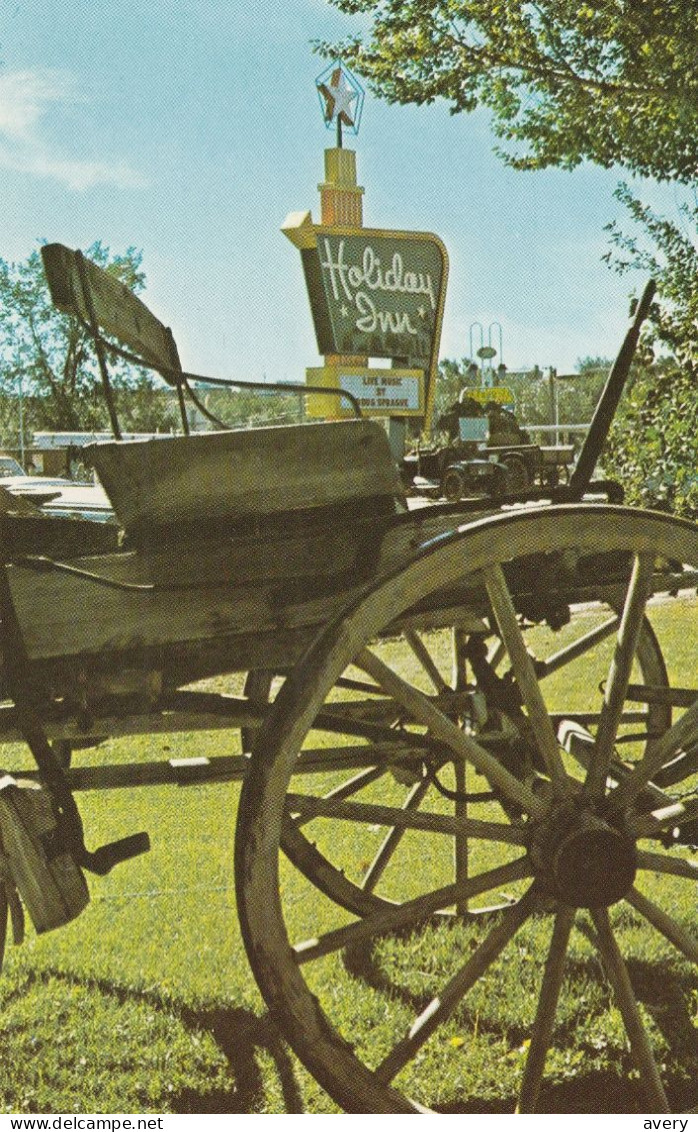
[283, 212, 448, 419]
[283, 214, 447, 362]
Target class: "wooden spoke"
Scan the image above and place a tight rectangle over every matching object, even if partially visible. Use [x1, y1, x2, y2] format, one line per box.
[590, 908, 670, 1112]
[293, 855, 532, 965]
[357, 647, 548, 819]
[335, 674, 384, 694]
[607, 698, 698, 816]
[584, 553, 656, 799]
[653, 744, 698, 789]
[288, 741, 426, 777]
[293, 765, 390, 831]
[284, 793, 528, 844]
[483, 564, 570, 794]
[453, 755, 469, 915]
[322, 764, 389, 802]
[375, 885, 539, 1085]
[517, 905, 575, 1114]
[451, 628, 470, 912]
[403, 628, 450, 692]
[627, 887, 698, 965]
[487, 637, 507, 671]
[362, 777, 432, 893]
[626, 795, 698, 839]
[637, 849, 698, 882]
[536, 615, 620, 679]
[624, 685, 698, 709]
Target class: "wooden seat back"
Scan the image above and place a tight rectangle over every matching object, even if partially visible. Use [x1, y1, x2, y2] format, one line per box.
[42, 243, 405, 543]
[41, 244, 181, 379]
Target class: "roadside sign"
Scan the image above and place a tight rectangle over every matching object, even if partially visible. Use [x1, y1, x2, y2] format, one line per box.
[468, 387, 514, 406]
[306, 365, 424, 417]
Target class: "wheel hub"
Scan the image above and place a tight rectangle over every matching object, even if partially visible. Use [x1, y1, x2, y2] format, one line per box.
[532, 805, 637, 908]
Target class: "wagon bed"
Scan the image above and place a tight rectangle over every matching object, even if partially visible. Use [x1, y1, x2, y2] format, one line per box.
[0, 246, 694, 1114]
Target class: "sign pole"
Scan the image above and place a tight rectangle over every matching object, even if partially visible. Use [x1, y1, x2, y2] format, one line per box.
[283, 61, 449, 444]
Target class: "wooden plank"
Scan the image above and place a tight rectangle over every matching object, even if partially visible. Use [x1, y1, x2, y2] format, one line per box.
[8, 742, 418, 792]
[41, 244, 180, 378]
[4, 506, 478, 664]
[0, 705, 258, 744]
[86, 419, 404, 533]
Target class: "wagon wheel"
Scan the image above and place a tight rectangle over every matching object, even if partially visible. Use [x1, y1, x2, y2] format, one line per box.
[271, 506, 672, 918]
[441, 466, 466, 502]
[235, 505, 698, 1113]
[277, 597, 671, 920]
[501, 453, 530, 492]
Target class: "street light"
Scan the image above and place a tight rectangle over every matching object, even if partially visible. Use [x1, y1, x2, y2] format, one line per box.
[468, 323, 483, 371]
[488, 322, 504, 366]
[477, 345, 497, 387]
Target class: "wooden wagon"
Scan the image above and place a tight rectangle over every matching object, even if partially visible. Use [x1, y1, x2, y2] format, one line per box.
[0, 247, 695, 1113]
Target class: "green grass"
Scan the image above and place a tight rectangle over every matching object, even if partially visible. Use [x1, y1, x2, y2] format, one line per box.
[0, 596, 694, 1113]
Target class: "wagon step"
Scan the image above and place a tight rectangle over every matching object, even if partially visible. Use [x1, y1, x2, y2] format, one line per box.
[77, 831, 151, 876]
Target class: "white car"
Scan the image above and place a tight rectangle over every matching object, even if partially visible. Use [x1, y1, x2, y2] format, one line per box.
[0, 456, 114, 522]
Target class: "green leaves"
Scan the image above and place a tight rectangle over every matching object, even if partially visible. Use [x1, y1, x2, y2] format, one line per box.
[322, 0, 698, 181]
[0, 242, 177, 436]
[601, 185, 698, 517]
[606, 364, 698, 518]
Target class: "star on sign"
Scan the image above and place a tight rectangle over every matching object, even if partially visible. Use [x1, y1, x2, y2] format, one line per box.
[319, 66, 357, 128]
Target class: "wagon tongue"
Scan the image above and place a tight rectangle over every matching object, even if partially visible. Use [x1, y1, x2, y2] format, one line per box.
[568, 277, 655, 495]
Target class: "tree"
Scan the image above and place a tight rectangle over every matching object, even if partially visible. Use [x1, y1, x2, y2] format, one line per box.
[601, 186, 698, 517]
[434, 355, 608, 430]
[605, 364, 698, 518]
[0, 242, 177, 439]
[320, 1, 698, 182]
[433, 356, 477, 421]
[605, 183, 698, 371]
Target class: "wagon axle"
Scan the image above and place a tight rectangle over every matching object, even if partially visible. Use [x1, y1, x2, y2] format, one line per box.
[530, 803, 638, 908]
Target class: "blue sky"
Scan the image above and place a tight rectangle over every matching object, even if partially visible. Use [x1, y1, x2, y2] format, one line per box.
[0, 0, 683, 381]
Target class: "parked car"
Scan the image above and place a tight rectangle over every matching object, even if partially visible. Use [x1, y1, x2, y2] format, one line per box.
[0, 456, 114, 522]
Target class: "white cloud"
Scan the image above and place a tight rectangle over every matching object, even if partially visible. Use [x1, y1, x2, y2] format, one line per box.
[0, 68, 147, 190]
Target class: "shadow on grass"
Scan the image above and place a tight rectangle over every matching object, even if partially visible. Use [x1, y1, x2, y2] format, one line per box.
[168, 1003, 303, 1114]
[434, 1071, 650, 1114]
[343, 923, 698, 1114]
[1, 934, 694, 1114]
[438, 1072, 698, 1115]
[0, 967, 303, 1114]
